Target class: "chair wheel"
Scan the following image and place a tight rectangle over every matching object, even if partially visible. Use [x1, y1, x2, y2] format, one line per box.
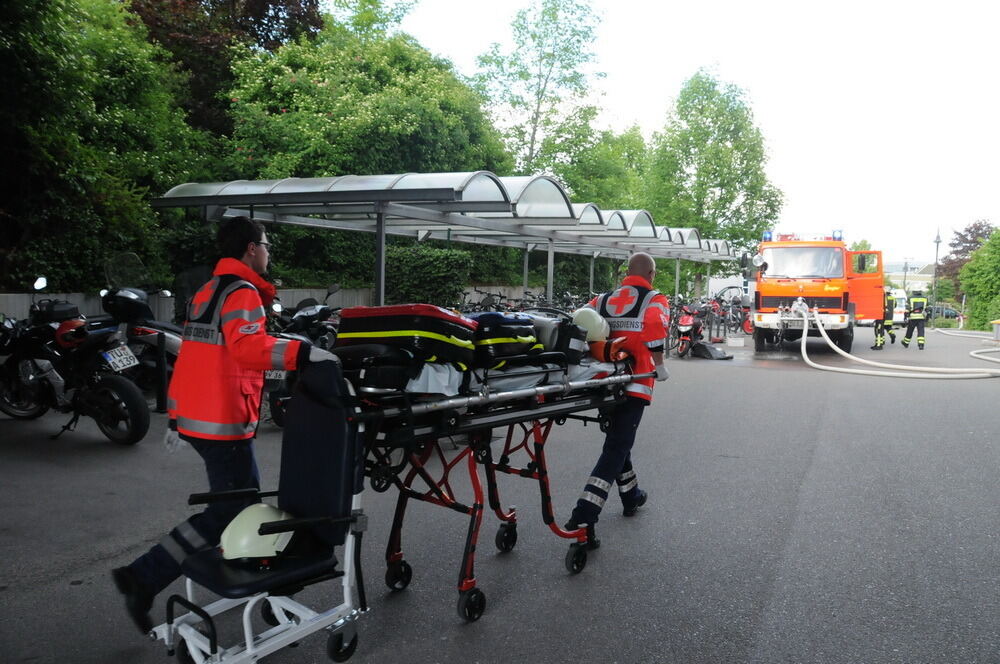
[457, 587, 486, 622]
[565, 543, 588, 574]
[385, 560, 412, 591]
[327, 631, 358, 662]
[495, 523, 517, 552]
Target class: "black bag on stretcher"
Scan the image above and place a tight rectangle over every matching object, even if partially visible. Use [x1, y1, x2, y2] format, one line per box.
[467, 311, 542, 368]
[335, 304, 478, 368]
[527, 313, 589, 363]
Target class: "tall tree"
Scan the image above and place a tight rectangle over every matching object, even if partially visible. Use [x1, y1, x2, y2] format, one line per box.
[473, 0, 602, 175]
[128, 0, 323, 134]
[643, 70, 783, 260]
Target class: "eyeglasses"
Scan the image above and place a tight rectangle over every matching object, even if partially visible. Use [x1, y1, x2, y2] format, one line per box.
[254, 241, 271, 249]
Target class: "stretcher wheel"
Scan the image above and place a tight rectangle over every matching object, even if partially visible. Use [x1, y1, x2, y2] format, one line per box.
[385, 560, 412, 591]
[370, 466, 394, 492]
[326, 631, 358, 662]
[555, 416, 567, 425]
[457, 587, 486, 622]
[565, 543, 588, 574]
[495, 523, 517, 552]
[175, 638, 196, 664]
[598, 415, 612, 433]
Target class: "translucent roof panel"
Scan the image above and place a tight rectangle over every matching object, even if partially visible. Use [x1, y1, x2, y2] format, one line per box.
[395, 172, 507, 202]
[621, 211, 656, 238]
[573, 203, 604, 225]
[500, 176, 573, 218]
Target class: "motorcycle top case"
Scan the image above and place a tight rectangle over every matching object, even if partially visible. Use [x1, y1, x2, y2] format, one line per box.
[30, 299, 81, 325]
[335, 304, 478, 367]
[467, 312, 542, 368]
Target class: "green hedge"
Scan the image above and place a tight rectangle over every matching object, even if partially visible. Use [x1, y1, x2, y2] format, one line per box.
[385, 245, 471, 306]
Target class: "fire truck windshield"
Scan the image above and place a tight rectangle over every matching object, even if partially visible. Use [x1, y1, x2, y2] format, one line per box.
[761, 247, 843, 279]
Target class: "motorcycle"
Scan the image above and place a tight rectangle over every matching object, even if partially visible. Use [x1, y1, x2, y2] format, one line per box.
[675, 298, 709, 358]
[86, 253, 182, 400]
[264, 285, 342, 427]
[0, 278, 151, 444]
[715, 286, 754, 336]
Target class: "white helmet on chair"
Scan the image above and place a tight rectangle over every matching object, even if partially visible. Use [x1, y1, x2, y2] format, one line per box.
[220, 503, 294, 561]
[572, 307, 609, 342]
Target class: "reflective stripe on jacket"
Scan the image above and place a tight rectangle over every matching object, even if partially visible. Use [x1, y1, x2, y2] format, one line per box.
[167, 258, 303, 441]
[908, 297, 928, 320]
[590, 275, 669, 403]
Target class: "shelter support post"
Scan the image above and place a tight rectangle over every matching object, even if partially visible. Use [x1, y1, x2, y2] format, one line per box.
[674, 259, 681, 296]
[375, 207, 386, 306]
[706, 262, 712, 298]
[546, 241, 554, 303]
[523, 245, 532, 296]
[589, 251, 600, 294]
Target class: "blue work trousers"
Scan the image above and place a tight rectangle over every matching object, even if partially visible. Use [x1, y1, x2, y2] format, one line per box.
[573, 396, 647, 523]
[128, 438, 260, 594]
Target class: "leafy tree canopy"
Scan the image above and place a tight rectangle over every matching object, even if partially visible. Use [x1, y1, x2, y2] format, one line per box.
[958, 229, 1000, 329]
[128, 0, 324, 134]
[939, 219, 994, 292]
[0, 0, 211, 291]
[474, 0, 603, 175]
[556, 127, 647, 210]
[643, 70, 783, 265]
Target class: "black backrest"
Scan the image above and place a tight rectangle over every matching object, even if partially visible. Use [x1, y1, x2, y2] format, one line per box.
[278, 360, 361, 547]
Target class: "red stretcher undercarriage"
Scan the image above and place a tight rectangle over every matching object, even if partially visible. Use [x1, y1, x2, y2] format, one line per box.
[348, 357, 653, 622]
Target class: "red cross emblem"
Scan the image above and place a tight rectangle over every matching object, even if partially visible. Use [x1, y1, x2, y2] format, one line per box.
[190, 279, 217, 319]
[607, 287, 638, 315]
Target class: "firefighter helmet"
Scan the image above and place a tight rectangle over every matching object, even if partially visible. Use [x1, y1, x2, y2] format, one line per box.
[220, 503, 294, 562]
[572, 307, 609, 342]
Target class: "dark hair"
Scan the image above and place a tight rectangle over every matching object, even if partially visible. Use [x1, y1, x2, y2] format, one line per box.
[217, 216, 264, 259]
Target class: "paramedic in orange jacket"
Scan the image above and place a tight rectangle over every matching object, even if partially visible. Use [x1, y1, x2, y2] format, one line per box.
[565, 252, 670, 537]
[112, 216, 319, 634]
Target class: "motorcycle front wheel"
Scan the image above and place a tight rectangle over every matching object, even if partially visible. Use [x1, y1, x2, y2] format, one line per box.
[677, 338, 690, 358]
[0, 362, 49, 419]
[90, 374, 150, 444]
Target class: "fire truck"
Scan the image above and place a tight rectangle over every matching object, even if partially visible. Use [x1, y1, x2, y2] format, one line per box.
[746, 231, 884, 353]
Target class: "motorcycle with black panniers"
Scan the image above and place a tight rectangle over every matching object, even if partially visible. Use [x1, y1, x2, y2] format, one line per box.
[86, 253, 182, 402]
[0, 278, 150, 444]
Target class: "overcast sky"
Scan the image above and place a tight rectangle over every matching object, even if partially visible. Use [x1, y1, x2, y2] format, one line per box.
[398, 0, 1000, 265]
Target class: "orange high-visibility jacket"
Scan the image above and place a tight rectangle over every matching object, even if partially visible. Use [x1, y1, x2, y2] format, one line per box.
[589, 276, 669, 403]
[167, 258, 303, 441]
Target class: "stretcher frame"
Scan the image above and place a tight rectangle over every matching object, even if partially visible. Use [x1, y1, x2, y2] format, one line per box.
[351, 363, 653, 622]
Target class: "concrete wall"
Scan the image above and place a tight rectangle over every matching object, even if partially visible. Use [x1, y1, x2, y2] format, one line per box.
[0, 288, 374, 323]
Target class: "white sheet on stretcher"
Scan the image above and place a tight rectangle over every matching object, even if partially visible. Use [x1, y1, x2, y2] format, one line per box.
[404, 359, 626, 397]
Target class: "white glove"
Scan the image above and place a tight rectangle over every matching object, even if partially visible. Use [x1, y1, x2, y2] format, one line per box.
[308, 346, 340, 365]
[654, 364, 669, 382]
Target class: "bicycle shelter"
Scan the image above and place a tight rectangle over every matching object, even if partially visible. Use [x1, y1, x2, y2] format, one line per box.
[152, 171, 737, 304]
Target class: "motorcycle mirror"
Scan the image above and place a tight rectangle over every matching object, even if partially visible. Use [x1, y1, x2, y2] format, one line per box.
[272, 278, 284, 287]
[159, 289, 172, 297]
[327, 283, 341, 295]
[100, 289, 109, 297]
[272, 302, 283, 314]
[33, 276, 47, 291]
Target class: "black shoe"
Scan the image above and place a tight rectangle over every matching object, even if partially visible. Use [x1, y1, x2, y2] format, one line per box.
[889, 335, 896, 344]
[112, 566, 154, 635]
[919, 345, 925, 350]
[870, 345, 882, 351]
[623, 489, 647, 517]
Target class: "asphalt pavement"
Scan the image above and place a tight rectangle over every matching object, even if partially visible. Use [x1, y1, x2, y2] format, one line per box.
[1, 328, 998, 664]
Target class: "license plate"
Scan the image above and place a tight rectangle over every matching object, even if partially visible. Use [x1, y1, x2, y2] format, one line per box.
[103, 346, 139, 372]
[264, 369, 286, 380]
[782, 319, 804, 329]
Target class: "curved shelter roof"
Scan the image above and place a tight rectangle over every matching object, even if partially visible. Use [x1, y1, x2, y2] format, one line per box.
[153, 171, 736, 263]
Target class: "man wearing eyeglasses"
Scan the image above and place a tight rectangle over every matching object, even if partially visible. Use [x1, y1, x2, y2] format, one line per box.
[112, 216, 334, 634]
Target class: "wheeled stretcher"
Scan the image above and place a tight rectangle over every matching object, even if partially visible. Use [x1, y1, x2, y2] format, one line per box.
[338, 345, 652, 622]
[149, 362, 367, 663]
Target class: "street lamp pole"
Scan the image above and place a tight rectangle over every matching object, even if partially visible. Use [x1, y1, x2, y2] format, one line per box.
[932, 229, 941, 326]
[902, 259, 910, 291]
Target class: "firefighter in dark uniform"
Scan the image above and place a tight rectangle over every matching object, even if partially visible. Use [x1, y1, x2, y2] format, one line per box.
[901, 290, 928, 349]
[870, 290, 896, 350]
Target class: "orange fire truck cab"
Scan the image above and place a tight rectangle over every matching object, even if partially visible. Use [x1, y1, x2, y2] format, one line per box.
[747, 231, 884, 353]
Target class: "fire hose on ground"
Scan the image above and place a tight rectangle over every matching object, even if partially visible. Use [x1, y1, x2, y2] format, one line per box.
[791, 301, 1000, 379]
